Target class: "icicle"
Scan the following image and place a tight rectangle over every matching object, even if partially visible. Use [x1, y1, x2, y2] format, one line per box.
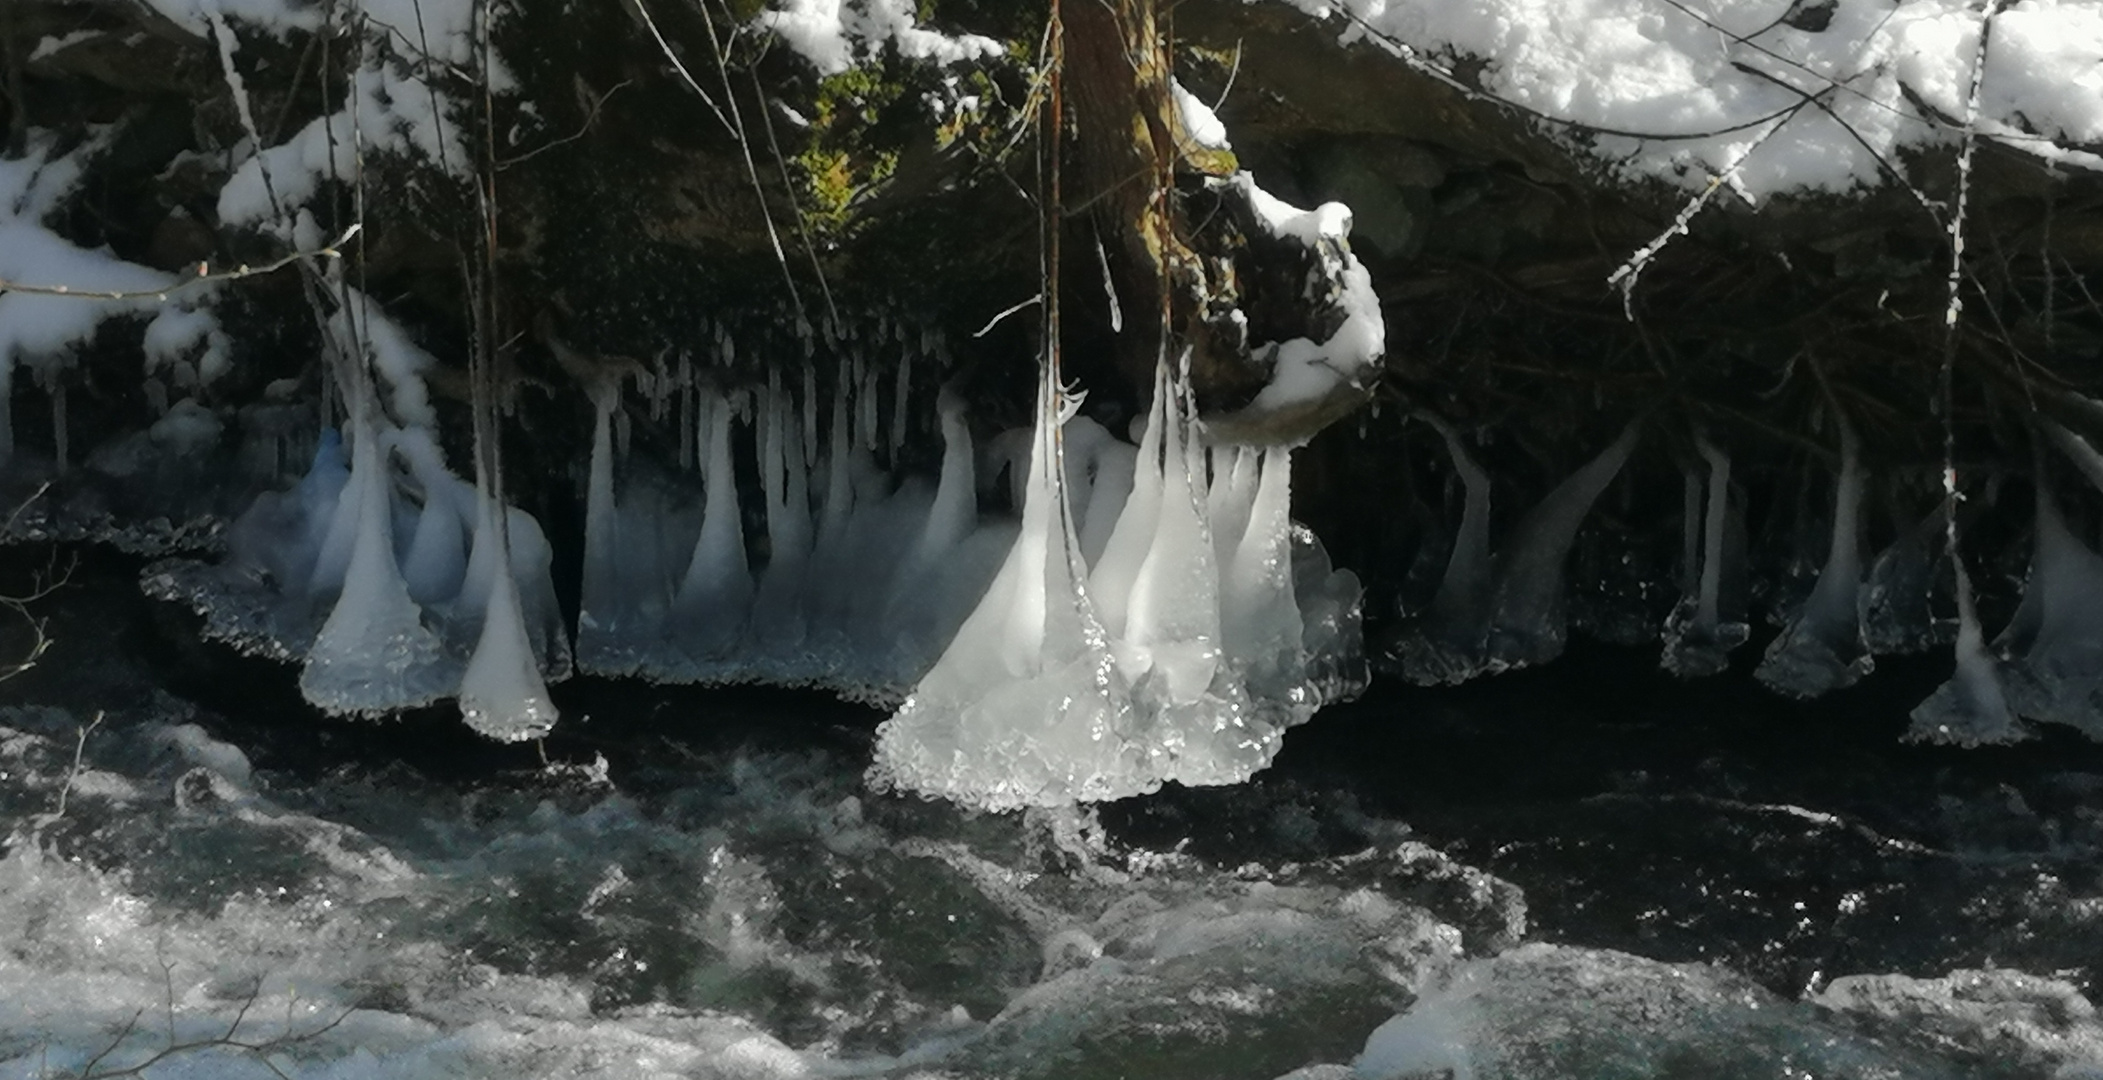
[869, 357, 1134, 811]
[1221, 444, 1305, 695]
[1207, 445, 1260, 570]
[1487, 419, 1644, 670]
[1661, 432, 1748, 678]
[1910, 556, 2024, 745]
[1123, 362, 1222, 704]
[1078, 437, 1137, 570]
[1090, 363, 1170, 639]
[50, 378, 67, 473]
[671, 389, 753, 658]
[299, 404, 453, 715]
[1385, 414, 1496, 686]
[752, 379, 813, 651]
[890, 348, 913, 463]
[389, 428, 474, 606]
[457, 488, 559, 741]
[1863, 503, 1950, 656]
[1757, 410, 1872, 697]
[678, 353, 697, 472]
[576, 380, 637, 672]
[802, 361, 819, 469]
[1986, 435, 2103, 739]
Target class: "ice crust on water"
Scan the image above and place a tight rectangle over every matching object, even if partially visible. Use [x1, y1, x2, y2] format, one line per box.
[1388, 418, 1641, 685]
[870, 357, 1366, 810]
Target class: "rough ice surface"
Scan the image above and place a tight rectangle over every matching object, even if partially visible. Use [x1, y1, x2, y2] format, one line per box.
[870, 358, 1366, 811]
[1389, 419, 1640, 685]
[1861, 504, 1955, 657]
[1756, 411, 1873, 698]
[1277, 0, 2103, 196]
[296, 407, 457, 716]
[1661, 434, 1749, 679]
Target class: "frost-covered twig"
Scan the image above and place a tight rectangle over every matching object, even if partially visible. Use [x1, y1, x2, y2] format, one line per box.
[0, 224, 362, 300]
[1606, 110, 1793, 318]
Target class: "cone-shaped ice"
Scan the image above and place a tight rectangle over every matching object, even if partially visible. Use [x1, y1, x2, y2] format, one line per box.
[671, 389, 753, 658]
[299, 407, 454, 715]
[457, 492, 559, 742]
[1757, 410, 1872, 698]
[1122, 365, 1222, 705]
[1991, 435, 2103, 738]
[869, 365, 1136, 811]
[1910, 559, 2025, 745]
[1487, 419, 1643, 671]
[1221, 445, 1305, 695]
[1090, 363, 1170, 640]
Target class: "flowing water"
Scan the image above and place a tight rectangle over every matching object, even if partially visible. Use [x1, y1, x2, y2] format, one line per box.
[2, 558, 2101, 1080]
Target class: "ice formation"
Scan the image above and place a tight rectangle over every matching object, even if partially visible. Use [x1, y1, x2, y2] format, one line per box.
[1387, 418, 1641, 685]
[569, 339, 1015, 701]
[1756, 406, 1873, 698]
[146, 290, 568, 737]
[870, 356, 1365, 810]
[1978, 422, 2103, 741]
[1660, 433, 1749, 679]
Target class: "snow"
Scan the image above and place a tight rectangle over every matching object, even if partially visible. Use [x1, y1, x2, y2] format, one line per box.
[1277, 0, 2103, 195]
[756, 0, 1003, 77]
[0, 137, 180, 469]
[219, 60, 470, 227]
[1221, 174, 1386, 421]
[1173, 80, 1232, 151]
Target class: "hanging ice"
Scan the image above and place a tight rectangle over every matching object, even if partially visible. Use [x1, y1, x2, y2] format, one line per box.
[1661, 432, 1749, 678]
[1386, 418, 1641, 684]
[871, 354, 1365, 810]
[869, 366, 1138, 811]
[1756, 405, 1873, 698]
[297, 402, 456, 715]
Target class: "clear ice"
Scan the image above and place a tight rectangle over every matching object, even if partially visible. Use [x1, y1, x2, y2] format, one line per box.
[870, 355, 1366, 810]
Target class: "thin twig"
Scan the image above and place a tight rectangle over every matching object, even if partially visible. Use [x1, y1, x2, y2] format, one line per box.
[0, 225, 361, 300]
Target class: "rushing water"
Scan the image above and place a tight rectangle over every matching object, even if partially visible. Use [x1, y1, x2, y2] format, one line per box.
[2, 559, 2102, 1079]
